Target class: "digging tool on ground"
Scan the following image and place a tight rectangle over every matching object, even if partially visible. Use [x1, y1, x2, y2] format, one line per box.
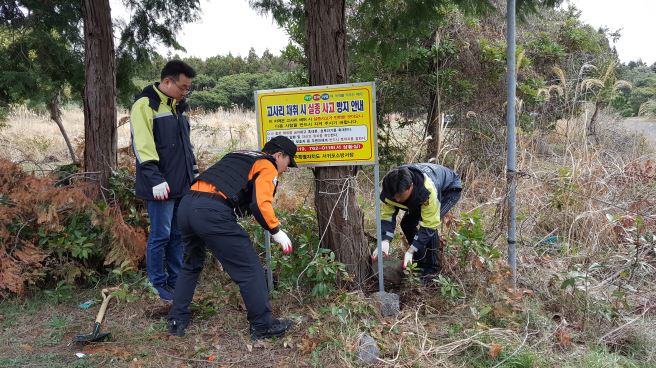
[74, 287, 118, 343]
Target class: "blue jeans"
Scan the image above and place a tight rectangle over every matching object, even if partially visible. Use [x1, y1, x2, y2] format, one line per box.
[146, 198, 183, 289]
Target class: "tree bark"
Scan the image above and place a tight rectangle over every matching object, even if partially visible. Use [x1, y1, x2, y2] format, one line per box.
[425, 89, 440, 161]
[82, 0, 117, 196]
[47, 90, 78, 165]
[425, 32, 441, 162]
[588, 100, 601, 137]
[305, 0, 369, 285]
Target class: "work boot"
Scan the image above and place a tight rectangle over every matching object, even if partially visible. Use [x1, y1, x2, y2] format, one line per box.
[250, 319, 293, 340]
[167, 319, 188, 337]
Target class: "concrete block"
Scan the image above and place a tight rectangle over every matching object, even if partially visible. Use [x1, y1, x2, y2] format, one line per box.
[357, 333, 380, 365]
[372, 291, 400, 317]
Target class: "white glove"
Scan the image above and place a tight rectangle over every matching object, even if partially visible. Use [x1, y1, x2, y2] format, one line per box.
[371, 240, 390, 261]
[402, 246, 418, 269]
[152, 181, 170, 200]
[272, 230, 293, 255]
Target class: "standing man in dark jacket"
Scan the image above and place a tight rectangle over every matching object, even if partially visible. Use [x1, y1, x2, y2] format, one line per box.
[167, 136, 297, 340]
[130, 60, 198, 301]
[372, 164, 462, 281]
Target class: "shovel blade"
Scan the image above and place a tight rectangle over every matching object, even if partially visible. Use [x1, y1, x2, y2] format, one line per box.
[73, 322, 110, 343]
[74, 331, 110, 343]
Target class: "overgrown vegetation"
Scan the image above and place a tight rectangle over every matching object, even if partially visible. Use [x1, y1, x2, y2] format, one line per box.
[0, 160, 146, 298]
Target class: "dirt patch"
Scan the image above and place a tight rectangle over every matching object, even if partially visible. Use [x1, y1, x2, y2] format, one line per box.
[0, 272, 321, 367]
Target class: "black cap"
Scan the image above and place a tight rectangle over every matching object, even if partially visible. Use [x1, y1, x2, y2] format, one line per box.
[263, 135, 298, 167]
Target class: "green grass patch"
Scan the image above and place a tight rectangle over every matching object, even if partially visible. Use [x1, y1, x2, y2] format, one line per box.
[577, 349, 650, 368]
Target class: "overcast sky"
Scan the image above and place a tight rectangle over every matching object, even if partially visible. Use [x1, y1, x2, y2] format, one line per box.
[566, 0, 655, 64]
[111, 0, 654, 64]
[110, 0, 290, 58]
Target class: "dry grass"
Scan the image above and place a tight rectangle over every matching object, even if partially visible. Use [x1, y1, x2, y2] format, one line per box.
[0, 105, 85, 164]
[0, 105, 261, 168]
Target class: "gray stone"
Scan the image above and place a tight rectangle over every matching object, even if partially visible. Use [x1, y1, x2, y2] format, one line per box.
[372, 291, 400, 317]
[357, 333, 380, 366]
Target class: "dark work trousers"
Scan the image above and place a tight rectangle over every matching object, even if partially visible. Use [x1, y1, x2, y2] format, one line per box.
[401, 211, 439, 277]
[168, 192, 272, 330]
[400, 189, 461, 276]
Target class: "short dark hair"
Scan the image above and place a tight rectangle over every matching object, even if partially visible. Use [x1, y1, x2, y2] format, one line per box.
[161, 60, 196, 80]
[382, 167, 413, 196]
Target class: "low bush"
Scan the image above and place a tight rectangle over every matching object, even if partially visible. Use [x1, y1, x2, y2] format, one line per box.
[0, 160, 146, 298]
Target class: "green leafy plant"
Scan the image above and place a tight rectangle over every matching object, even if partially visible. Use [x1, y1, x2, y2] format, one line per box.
[245, 206, 349, 298]
[37, 211, 102, 263]
[109, 260, 142, 285]
[469, 303, 493, 323]
[436, 274, 465, 302]
[560, 262, 602, 291]
[451, 209, 500, 269]
[43, 280, 74, 304]
[54, 163, 81, 187]
[305, 248, 348, 297]
[403, 261, 421, 286]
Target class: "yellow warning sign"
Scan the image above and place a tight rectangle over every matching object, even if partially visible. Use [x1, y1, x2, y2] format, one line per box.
[255, 82, 377, 166]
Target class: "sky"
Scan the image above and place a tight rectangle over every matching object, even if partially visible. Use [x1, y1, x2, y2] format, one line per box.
[111, 0, 654, 65]
[110, 0, 291, 58]
[566, 0, 655, 64]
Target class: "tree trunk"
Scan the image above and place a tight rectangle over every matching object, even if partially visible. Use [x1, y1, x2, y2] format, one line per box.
[588, 101, 601, 137]
[425, 89, 440, 161]
[47, 90, 78, 165]
[82, 0, 117, 196]
[425, 32, 441, 162]
[305, 0, 369, 285]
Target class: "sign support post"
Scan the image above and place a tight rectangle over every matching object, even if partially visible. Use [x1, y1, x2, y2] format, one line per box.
[374, 163, 384, 293]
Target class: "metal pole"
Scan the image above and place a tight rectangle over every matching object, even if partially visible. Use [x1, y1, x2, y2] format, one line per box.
[375, 163, 384, 293]
[265, 230, 274, 292]
[506, 0, 517, 287]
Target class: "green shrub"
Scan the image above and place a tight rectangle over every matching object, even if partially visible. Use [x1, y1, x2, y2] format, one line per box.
[450, 208, 500, 269]
[108, 167, 146, 227]
[244, 206, 348, 297]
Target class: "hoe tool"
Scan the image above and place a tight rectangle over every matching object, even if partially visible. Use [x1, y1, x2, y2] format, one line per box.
[74, 287, 118, 343]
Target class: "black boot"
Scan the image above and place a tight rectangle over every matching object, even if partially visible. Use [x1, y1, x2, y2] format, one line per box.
[167, 319, 188, 337]
[250, 319, 293, 340]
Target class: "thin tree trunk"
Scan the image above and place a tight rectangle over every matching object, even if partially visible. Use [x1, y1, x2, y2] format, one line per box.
[305, 0, 369, 285]
[588, 101, 601, 137]
[47, 90, 78, 165]
[82, 0, 117, 196]
[426, 32, 441, 162]
[425, 89, 440, 161]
